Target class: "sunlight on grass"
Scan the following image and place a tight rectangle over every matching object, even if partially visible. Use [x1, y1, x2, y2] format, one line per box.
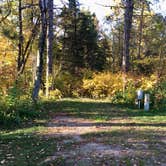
[0, 126, 46, 138]
[0, 99, 165, 165]
[131, 115, 166, 123]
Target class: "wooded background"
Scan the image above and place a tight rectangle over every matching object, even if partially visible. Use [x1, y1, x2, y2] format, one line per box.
[0, 0, 166, 108]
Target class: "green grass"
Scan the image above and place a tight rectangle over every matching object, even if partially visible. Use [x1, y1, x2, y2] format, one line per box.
[0, 98, 166, 165]
[0, 134, 60, 166]
[50, 98, 166, 123]
[0, 125, 69, 166]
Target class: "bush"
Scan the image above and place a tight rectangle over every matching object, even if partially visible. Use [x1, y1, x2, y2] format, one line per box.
[49, 89, 62, 99]
[54, 71, 83, 97]
[81, 72, 160, 105]
[112, 81, 136, 104]
[0, 98, 41, 126]
[153, 80, 166, 110]
[0, 83, 41, 126]
[82, 72, 123, 99]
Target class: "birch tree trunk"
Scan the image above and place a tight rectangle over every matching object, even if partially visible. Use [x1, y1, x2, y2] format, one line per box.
[32, 0, 47, 101]
[47, 0, 53, 73]
[46, 0, 53, 97]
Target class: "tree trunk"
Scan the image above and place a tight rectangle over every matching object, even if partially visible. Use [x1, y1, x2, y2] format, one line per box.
[118, 27, 122, 68]
[46, 0, 53, 97]
[32, 0, 47, 101]
[122, 0, 134, 94]
[137, 1, 145, 59]
[48, 0, 53, 73]
[112, 33, 115, 72]
[17, 0, 40, 75]
[122, 0, 134, 72]
[46, 29, 49, 97]
[69, 0, 78, 74]
[18, 0, 23, 73]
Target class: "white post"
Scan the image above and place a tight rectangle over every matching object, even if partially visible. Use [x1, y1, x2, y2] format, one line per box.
[144, 94, 150, 111]
[137, 90, 143, 109]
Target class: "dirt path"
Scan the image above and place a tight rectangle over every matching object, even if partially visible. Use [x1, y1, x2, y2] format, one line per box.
[40, 114, 166, 166]
[46, 115, 112, 136]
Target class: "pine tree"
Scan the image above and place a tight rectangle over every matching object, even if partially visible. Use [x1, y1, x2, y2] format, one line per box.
[122, 0, 134, 72]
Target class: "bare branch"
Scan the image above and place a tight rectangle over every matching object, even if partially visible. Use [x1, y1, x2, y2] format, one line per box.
[19, 17, 40, 74]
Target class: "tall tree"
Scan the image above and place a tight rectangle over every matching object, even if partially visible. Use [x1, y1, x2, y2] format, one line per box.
[47, 0, 53, 73]
[59, 6, 106, 72]
[32, 0, 47, 101]
[137, 0, 145, 59]
[18, 0, 23, 73]
[46, 0, 54, 97]
[122, 0, 134, 72]
[69, 0, 79, 74]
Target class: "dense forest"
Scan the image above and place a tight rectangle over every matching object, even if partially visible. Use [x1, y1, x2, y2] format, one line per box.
[0, 0, 166, 122]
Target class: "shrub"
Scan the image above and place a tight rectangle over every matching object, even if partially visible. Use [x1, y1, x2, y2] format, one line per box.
[82, 72, 123, 99]
[54, 71, 83, 97]
[153, 80, 166, 110]
[112, 81, 136, 104]
[81, 72, 161, 106]
[0, 83, 41, 126]
[49, 89, 62, 99]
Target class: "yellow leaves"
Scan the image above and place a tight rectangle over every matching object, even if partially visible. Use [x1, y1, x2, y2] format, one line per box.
[82, 72, 158, 99]
[0, 34, 17, 93]
[49, 89, 62, 99]
[83, 72, 123, 98]
[146, 10, 155, 17]
[0, 35, 16, 63]
[140, 75, 157, 90]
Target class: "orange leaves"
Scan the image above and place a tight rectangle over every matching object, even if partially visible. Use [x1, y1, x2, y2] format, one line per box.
[0, 35, 17, 93]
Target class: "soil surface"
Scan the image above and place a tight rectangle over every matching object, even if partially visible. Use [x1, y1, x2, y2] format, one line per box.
[39, 113, 166, 166]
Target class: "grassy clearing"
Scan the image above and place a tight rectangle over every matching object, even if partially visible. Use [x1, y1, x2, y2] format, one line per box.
[52, 99, 166, 123]
[0, 98, 166, 165]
